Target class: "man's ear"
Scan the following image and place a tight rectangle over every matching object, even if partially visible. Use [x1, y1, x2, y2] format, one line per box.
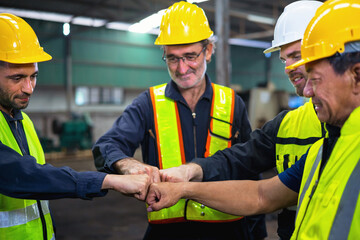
[205, 43, 213, 63]
[351, 62, 360, 94]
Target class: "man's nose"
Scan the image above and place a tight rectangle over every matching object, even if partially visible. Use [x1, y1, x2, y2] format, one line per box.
[303, 79, 314, 98]
[22, 78, 34, 95]
[176, 58, 189, 74]
[284, 60, 295, 75]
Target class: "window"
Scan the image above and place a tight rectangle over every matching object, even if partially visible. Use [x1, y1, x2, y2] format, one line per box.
[75, 87, 124, 105]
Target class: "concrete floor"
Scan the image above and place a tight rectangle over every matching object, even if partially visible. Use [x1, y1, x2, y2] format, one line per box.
[48, 152, 279, 240]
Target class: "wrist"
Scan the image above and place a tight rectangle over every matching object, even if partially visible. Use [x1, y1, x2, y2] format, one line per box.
[114, 158, 136, 174]
[101, 175, 112, 190]
[186, 163, 203, 182]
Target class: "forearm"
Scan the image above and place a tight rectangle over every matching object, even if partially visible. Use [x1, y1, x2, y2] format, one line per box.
[182, 181, 263, 216]
[193, 115, 285, 181]
[181, 177, 297, 216]
[113, 157, 139, 174]
[93, 91, 152, 173]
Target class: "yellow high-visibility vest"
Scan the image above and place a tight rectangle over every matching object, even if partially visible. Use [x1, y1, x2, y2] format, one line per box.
[0, 112, 55, 240]
[148, 83, 243, 223]
[292, 106, 360, 239]
[276, 99, 324, 174]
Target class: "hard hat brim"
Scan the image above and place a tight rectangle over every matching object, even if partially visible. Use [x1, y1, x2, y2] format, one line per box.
[3, 52, 52, 64]
[263, 46, 280, 54]
[286, 58, 307, 70]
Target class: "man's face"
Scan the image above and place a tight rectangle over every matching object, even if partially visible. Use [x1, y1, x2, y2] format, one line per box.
[280, 41, 307, 96]
[163, 43, 212, 90]
[303, 59, 354, 127]
[0, 62, 38, 115]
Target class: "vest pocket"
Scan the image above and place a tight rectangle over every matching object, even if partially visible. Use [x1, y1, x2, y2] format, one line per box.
[322, 181, 339, 207]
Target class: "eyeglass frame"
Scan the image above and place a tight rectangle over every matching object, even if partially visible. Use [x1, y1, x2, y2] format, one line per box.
[162, 46, 207, 65]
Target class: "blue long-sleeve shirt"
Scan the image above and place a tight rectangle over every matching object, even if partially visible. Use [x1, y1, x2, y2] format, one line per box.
[0, 109, 107, 200]
[93, 76, 267, 240]
[93, 76, 252, 172]
[278, 124, 340, 193]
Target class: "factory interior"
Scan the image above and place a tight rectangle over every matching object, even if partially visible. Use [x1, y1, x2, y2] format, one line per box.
[0, 0, 321, 239]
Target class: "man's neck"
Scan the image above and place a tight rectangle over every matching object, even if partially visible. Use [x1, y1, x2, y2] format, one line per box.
[179, 79, 206, 112]
[0, 105, 13, 117]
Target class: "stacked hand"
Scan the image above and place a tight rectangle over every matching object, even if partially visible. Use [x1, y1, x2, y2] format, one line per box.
[102, 174, 151, 201]
[107, 159, 202, 209]
[146, 182, 183, 212]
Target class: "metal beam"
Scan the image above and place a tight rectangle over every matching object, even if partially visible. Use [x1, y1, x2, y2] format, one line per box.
[215, 0, 230, 87]
[233, 29, 274, 40]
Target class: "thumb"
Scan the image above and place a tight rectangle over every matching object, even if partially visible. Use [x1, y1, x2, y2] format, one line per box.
[147, 205, 154, 212]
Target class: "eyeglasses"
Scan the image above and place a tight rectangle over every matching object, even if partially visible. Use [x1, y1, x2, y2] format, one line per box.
[162, 46, 207, 65]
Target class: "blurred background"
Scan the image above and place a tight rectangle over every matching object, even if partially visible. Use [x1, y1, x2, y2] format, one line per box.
[0, 0, 320, 238]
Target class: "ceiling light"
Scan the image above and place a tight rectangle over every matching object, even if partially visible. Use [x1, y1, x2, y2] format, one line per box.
[247, 14, 275, 25]
[128, 9, 165, 33]
[63, 23, 70, 36]
[106, 22, 132, 31]
[187, 0, 209, 3]
[71, 17, 106, 27]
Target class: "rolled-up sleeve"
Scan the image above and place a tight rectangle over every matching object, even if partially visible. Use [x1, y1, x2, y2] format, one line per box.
[92, 91, 151, 173]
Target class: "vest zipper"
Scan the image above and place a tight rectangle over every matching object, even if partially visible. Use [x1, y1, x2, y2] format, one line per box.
[14, 119, 48, 240]
[192, 112, 197, 158]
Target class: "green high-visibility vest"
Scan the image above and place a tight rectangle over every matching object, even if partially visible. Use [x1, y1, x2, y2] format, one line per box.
[292, 106, 360, 240]
[148, 83, 243, 223]
[0, 112, 55, 240]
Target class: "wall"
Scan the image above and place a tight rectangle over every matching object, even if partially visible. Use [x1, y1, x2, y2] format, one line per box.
[25, 18, 294, 147]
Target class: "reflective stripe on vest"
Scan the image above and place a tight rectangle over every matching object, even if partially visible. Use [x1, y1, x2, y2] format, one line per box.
[148, 83, 243, 223]
[293, 107, 360, 239]
[295, 144, 323, 220]
[329, 159, 360, 240]
[276, 99, 323, 174]
[204, 83, 234, 157]
[0, 201, 50, 228]
[0, 112, 55, 240]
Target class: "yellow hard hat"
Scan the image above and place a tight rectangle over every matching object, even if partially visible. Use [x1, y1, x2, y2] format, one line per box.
[287, 0, 360, 69]
[154, 1, 213, 45]
[0, 13, 52, 64]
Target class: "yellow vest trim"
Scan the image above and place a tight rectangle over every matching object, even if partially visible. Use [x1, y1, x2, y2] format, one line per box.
[0, 112, 54, 240]
[292, 106, 360, 239]
[148, 83, 242, 223]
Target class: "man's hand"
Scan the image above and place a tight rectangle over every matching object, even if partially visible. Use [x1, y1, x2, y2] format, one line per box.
[160, 163, 203, 182]
[114, 158, 160, 183]
[146, 182, 183, 212]
[102, 174, 151, 201]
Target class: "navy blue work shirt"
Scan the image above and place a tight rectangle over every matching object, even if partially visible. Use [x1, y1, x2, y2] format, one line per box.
[0, 109, 107, 200]
[278, 152, 306, 193]
[93, 75, 252, 172]
[92, 75, 268, 240]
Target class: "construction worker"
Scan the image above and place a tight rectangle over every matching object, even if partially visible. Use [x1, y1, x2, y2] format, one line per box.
[93, 1, 266, 239]
[0, 13, 151, 240]
[146, 0, 360, 239]
[159, 1, 323, 239]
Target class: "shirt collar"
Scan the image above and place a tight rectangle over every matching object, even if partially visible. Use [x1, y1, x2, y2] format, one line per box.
[325, 124, 341, 138]
[164, 74, 213, 102]
[1, 109, 24, 122]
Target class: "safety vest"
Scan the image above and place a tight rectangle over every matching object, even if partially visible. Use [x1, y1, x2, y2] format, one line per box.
[148, 83, 243, 223]
[292, 106, 360, 240]
[276, 99, 324, 174]
[0, 112, 55, 240]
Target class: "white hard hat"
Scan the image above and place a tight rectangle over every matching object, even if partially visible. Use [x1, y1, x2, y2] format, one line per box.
[263, 0, 323, 54]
